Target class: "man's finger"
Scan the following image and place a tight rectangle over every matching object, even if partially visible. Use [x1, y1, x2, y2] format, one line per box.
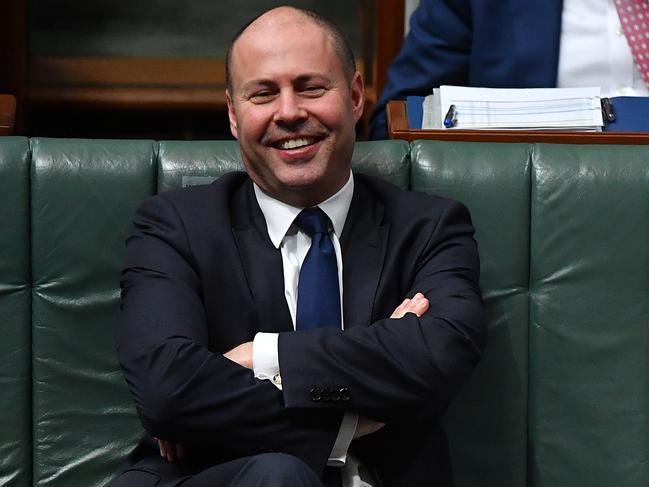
[158, 439, 178, 462]
[354, 416, 386, 439]
[390, 298, 410, 319]
[157, 439, 165, 458]
[391, 293, 429, 319]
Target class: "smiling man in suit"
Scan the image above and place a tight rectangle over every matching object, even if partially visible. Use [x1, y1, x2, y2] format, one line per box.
[114, 6, 485, 487]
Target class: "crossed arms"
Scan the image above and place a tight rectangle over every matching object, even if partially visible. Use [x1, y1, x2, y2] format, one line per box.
[157, 293, 431, 462]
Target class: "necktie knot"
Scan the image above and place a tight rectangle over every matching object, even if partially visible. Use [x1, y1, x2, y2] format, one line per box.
[294, 207, 331, 237]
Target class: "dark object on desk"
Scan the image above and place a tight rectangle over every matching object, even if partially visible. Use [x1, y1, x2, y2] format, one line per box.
[602, 97, 649, 132]
[601, 97, 615, 123]
[443, 104, 457, 128]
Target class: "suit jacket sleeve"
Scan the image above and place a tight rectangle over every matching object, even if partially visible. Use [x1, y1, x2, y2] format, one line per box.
[117, 192, 342, 474]
[277, 196, 486, 423]
[369, 0, 472, 139]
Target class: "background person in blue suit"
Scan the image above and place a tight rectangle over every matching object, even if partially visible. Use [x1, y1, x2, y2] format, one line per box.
[370, 0, 649, 139]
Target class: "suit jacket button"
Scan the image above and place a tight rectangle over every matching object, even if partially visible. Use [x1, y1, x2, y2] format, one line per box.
[339, 387, 351, 402]
[321, 388, 331, 402]
[310, 387, 321, 402]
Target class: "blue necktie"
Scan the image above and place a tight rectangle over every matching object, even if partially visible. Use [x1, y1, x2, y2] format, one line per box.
[294, 207, 341, 331]
[294, 208, 343, 487]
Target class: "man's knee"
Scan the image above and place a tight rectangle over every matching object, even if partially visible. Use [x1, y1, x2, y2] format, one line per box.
[236, 453, 322, 486]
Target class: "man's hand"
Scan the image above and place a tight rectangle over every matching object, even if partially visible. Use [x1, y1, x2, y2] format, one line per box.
[223, 341, 254, 369]
[354, 416, 385, 439]
[390, 292, 429, 318]
[157, 438, 184, 462]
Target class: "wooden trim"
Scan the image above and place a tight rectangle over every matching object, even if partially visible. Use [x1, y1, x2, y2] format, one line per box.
[30, 57, 226, 86]
[0, 0, 26, 132]
[29, 86, 227, 111]
[388, 101, 649, 145]
[0, 94, 17, 135]
[375, 0, 405, 100]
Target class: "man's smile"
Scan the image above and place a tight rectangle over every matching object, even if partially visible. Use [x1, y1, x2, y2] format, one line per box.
[274, 137, 319, 150]
[269, 135, 325, 151]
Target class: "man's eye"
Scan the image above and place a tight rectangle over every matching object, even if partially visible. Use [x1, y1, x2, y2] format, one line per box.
[250, 92, 275, 102]
[302, 86, 325, 96]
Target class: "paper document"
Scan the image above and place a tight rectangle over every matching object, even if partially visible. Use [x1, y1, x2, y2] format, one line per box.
[424, 86, 604, 131]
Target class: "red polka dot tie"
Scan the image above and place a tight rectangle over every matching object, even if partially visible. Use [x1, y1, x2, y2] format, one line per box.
[614, 0, 649, 88]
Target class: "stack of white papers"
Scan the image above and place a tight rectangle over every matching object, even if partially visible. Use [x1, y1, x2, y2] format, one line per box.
[423, 86, 604, 131]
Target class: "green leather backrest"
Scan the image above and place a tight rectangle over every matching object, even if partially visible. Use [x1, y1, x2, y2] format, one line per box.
[411, 140, 530, 487]
[529, 144, 649, 487]
[0, 137, 31, 487]
[30, 139, 155, 487]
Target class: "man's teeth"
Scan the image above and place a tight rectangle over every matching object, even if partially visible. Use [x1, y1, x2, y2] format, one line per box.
[279, 138, 314, 150]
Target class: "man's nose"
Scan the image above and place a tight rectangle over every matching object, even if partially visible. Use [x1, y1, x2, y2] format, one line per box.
[273, 90, 307, 126]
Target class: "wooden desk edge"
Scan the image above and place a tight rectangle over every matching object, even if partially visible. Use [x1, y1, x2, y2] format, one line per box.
[386, 100, 649, 145]
[0, 95, 17, 135]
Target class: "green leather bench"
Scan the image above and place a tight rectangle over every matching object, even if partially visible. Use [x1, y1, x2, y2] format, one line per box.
[1, 137, 647, 487]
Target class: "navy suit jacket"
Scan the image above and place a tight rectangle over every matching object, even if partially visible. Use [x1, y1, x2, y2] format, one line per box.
[370, 0, 563, 139]
[117, 172, 486, 485]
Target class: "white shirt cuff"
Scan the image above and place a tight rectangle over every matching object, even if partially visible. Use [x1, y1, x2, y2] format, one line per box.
[327, 412, 358, 466]
[252, 332, 281, 388]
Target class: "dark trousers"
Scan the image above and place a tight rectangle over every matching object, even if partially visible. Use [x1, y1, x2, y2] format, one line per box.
[112, 452, 327, 487]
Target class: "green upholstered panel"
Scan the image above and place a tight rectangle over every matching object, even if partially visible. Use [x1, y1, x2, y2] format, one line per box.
[31, 139, 156, 487]
[0, 137, 31, 487]
[410, 140, 530, 487]
[157, 139, 410, 192]
[529, 144, 649, 487]
[157, 140, 243, 192]
[351, 140, 410, 190]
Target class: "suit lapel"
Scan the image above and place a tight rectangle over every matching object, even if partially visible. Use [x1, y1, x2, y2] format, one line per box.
[231, 181, 293, 333]
[340, 177, 390, 330]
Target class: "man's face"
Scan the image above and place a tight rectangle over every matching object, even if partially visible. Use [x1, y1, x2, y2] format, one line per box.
[226, 12, 364, 207]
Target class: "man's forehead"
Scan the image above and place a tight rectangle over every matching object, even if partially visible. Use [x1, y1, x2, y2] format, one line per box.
[230, 15, 338, 87]
[242, 7, 315, 37]
[233, 8, 330, 58]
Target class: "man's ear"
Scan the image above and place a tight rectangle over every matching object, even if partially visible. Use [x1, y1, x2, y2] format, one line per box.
[226, 90, 239, 139]
[350, 71, 365, 123]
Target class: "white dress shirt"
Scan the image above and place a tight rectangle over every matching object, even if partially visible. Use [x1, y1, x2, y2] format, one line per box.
[557, 0, 649, 95]
[251, 172, 375, 487]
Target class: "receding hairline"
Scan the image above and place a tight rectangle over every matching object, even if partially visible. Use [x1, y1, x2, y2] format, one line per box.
[225, 6, 356, 93]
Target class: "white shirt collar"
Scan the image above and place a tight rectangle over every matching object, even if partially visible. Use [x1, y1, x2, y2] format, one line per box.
[253, 172, 354, 249]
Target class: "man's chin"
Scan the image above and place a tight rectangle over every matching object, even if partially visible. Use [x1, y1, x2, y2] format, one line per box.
[263, 175, 331, 206]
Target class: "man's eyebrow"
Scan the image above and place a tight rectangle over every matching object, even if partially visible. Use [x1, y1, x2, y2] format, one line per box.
[293, 74, 333, 86]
